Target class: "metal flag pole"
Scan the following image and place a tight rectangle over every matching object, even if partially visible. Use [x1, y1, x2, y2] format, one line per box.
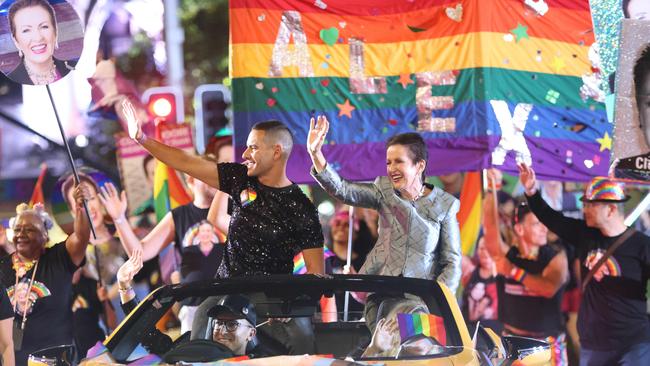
[343, 206, 354, 322]
[45, 85, 97, 240]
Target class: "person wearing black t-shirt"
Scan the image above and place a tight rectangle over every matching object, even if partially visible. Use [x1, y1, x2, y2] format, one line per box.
[100, 175, 224, 332]
[483, 172, 569, 365]
[121, 99, 325, 354]
[0, 186, 91, 366]
[121, 100, 325, 276]
[1, 285, 14, 366]
[519, 164, 650, 365]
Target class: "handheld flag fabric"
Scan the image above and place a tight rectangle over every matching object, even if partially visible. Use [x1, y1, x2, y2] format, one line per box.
[293, 247, 334, 274]
[457, 172, 482, 256]
[29, 164, 47, 207]
[153, 123, 193, 222]
[230, 0, 610, 182]
[397, 312, 447, 346]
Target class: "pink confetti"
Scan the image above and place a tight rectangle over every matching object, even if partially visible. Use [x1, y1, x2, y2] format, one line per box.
[266, 98, 276, 107]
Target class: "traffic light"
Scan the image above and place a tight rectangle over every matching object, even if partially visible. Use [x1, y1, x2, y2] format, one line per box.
[142, 86, 184, 124]
[194, 84, 232, 155]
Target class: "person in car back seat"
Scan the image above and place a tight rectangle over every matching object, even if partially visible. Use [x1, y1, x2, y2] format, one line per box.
[206, 295, 258, 356]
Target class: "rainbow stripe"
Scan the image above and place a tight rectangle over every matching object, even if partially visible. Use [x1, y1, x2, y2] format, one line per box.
[604, 257, 621, 277]
[457, 172, 482, 256]
[230, 0, 610, 183]
[181, 222, 228, 247]
[583, 177, 627, 201]
[397, 312, 447, 346]
[511, 267, 527, 283]
[293, 247, 334, 274]
[153, 124, 193, 222]
[72, 294, 89, 312]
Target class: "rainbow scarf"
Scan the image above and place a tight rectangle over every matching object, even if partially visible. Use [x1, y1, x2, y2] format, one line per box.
[397, 312, 447, 346]
[230, 0, 609, 183]
[293, 246, 334, 274]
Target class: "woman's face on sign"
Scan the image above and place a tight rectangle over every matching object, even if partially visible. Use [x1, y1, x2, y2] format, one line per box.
[12, 5, 57, 66]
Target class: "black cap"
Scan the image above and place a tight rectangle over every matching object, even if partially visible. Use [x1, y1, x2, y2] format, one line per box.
[207, 295, 256, 327]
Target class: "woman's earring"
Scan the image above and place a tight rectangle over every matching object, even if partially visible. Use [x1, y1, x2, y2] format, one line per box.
[55, 39, 59, 49]
[18, 49, 23, 58]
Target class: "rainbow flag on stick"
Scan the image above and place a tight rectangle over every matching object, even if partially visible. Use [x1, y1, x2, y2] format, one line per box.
[457, 171, 482, 257]
[397, 312, 447, 346]
[230, 0, 609, 183]
[153, 124, 192, 222]
[29, 163, 47, 207]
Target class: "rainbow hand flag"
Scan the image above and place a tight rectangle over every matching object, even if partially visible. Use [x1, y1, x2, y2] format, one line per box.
[153, 123, 193, 222]
[457, 172, 482, 257]
[231, 0, 609, 183]
[397, 312, 447, 346]
[293, 246, 334, 274]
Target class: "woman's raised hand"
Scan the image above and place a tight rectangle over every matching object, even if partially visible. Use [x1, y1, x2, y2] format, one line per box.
[117, 248, 143, 287]
[122, 99, 144, 143]
[98, 182, 128, 221]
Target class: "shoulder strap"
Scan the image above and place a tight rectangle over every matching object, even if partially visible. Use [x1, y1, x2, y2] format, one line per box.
[582, 227, 635, 291]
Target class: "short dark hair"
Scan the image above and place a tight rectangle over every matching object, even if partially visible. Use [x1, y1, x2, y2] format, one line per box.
[61, 173, 100, 210]
[252, 120, 294, 158]
[8, 0, 57, 39]
[386, 132, 428, 182]
[634, 44, 650, 99]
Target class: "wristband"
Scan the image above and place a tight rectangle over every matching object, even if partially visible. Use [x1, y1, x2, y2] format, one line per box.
[510, 267, 527, 283]
[114, 215, 126, 225]
[118, 285, 133, 293]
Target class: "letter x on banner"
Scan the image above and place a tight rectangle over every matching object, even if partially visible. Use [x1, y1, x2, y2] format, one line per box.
[229, 0, 611, 183]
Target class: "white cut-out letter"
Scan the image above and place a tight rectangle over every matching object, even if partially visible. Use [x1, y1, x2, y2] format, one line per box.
[490, 100, 533, 166]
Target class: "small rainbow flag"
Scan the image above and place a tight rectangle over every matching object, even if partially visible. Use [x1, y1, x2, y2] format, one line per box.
[293, 246, 334, 274]
[457, 172, 482, 257]
[397, 312, 447, 346]
[153, 123, 193, 222]
[29, 164, 47, 207]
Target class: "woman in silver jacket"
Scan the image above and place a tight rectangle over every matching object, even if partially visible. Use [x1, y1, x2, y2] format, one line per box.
[307, 115, 462, 330]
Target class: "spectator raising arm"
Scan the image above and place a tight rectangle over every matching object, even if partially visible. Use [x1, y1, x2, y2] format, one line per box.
[98, 183, 175, 261]
[66, 184, 92, 266]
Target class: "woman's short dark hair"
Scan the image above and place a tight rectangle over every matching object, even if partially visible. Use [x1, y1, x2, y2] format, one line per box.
[386, 132, 428, 182]
[8, 0, 57, 39]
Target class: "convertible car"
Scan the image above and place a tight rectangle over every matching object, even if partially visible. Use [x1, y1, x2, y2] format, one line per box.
[29, 275, 550, 365]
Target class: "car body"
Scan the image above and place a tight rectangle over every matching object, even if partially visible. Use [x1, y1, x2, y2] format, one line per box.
[30, 274, 551, 366]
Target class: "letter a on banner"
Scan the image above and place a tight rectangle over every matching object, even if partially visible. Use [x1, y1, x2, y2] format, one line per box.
[269, 11, 314, 77]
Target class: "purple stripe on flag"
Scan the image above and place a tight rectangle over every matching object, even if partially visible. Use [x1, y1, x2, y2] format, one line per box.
[236, 136, 608, 184]
[397, 313, 416, 343]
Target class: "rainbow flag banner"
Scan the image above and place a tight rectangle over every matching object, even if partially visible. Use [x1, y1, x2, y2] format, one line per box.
[230, 0, 609, 182]
[457, 171, 482, 256]
[397, 312, 447, 345]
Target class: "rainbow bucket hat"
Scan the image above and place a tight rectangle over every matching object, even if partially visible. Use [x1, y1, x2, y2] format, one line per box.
[580, 177, 630, 203]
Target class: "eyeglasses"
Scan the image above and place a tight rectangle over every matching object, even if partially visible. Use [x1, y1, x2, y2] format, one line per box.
[212, 319, 251, 333]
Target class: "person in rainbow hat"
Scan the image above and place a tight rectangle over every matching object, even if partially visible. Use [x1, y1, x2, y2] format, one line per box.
[519, 163, 650, 365]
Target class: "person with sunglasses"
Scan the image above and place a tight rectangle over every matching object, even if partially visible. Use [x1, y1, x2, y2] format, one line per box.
[483, 170, 569, 365]
[207, 295, 257, 356]
[519, 164, 650, 365]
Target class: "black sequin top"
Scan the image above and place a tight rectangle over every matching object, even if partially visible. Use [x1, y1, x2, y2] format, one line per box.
[216, 163, 323, 277]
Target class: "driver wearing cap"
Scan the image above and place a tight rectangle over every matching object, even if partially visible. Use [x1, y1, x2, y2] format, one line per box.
[207, 295, 257, 356]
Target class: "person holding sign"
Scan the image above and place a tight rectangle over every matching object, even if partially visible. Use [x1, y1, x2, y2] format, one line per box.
[5, 0, 74, 85]
[307, 115, 461, 333]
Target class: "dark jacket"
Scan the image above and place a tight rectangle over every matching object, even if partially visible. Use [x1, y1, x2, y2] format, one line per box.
[7, 58, 75, 85]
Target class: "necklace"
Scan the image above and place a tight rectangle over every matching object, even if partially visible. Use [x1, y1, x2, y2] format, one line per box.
[412, 184, 426, 201]
[24, 60, 57, 85]
[12, 253, 36, 279]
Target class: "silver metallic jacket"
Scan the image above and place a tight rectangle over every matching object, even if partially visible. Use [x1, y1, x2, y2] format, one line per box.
[312, 164, 462, 293]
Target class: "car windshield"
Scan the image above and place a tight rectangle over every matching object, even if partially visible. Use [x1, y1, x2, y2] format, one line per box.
[96, 275, 465, 364]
